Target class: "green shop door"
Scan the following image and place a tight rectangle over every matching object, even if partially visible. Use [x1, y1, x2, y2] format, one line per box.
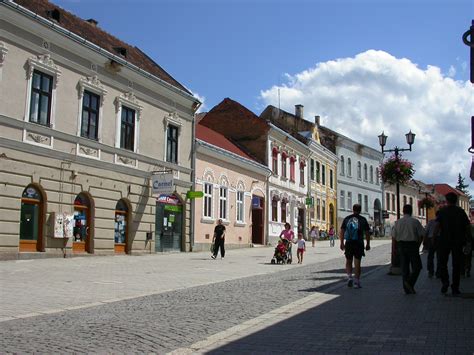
[155, 196, 183, 252]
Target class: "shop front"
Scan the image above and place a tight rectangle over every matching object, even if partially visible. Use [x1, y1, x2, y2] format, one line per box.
[155, 194, 183, 252]
[19, 184, 46, 252]
[73, 193, 93, 253]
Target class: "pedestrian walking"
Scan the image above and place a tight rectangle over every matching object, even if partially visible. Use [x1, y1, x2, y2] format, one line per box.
[280, 223, 295, 261]
[211, 219, 226, 259]
[339, 204, 371, 289]
[424, 212, 441, 278]
[310, 225, 319, 247]
[328, 226, 335, 247]
[296, 233, 306, 264]
[391, 204, 425, 294]
[436, 192, 471, 295]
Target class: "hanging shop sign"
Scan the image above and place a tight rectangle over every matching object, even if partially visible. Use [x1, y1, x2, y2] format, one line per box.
[186, 190, 204, 199]
[156, 194, 181, 205]
[152, 173, 174, 195]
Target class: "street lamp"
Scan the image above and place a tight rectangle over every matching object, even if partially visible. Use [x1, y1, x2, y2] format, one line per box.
[378, 130, 415, 274]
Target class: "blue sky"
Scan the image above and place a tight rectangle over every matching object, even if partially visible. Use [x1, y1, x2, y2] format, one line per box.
[55, 0, 473, 191]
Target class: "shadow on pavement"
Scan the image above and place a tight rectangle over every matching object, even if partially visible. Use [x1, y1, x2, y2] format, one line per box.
[206, 263, 474, 354]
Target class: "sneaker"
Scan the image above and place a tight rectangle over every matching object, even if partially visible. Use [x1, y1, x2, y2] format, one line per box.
[354, 281, 362, 289]
[347, 279, 353, 288]
[211, 255, 216, 259]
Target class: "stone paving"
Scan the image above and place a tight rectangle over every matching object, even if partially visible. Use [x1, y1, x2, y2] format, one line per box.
[1, 239, 472, 354]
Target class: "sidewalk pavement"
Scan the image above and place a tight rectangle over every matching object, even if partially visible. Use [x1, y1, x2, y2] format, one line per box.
[0, 239, 390, 322]
[175, 252, 474, 354]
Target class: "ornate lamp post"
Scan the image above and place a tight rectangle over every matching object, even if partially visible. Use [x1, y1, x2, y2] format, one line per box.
[378, 130, 415, 274]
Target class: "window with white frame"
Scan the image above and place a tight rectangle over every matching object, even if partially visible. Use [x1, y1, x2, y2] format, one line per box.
[340, 190, 345, 210]
[316, 161, 321, 183]
[321, 164, 326, 185]
[322, 200, 326, 221]
[299, 161, 305, 186]
[340, 156, 345, 175]
[290, 156, 296, 182]
[281, 198, 288, 223]
[236, 191, 244, 223]
[376, 167, 380, 185]
[357, 162, 362, 180]
[386, 192, 391, 211]
[310, 159, 315, 180]
[81, 90, 100, 140]
[203, 183, 213, 218]
[364, 195, 368, 212]
[281, 152, 287, 179]
[370, 166, 374, 183]
[219, 186, 228, 220]
[25, 54, 61, 130]
[115, 92, 141, 153]
[272, 148, 278, 175]
[358, 193, 362, 206]
[329, 169, 334, 189]
[272, 197, 278, 222]
[392, 194, 396, 211]
[166, 124, 179, 164]
[316, 198, 321, 220]
[347, 158, 352, 177]
[363, 163, 368, 181]
[347, 192, 353, 210]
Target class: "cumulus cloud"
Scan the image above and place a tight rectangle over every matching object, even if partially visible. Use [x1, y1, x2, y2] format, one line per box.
[192, 91, 207, 113]
[260, 50, 474, 192]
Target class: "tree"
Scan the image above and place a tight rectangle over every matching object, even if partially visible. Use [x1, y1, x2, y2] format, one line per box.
[456, 173, 470, 197]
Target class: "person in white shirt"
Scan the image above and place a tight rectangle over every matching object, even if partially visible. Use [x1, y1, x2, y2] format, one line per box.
[310, 226, 319, 247]
[392, 204, 425, 294]
[296, 233, 306, 264]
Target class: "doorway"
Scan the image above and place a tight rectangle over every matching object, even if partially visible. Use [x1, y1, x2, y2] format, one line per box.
[19, 184, 46, 252]
[155, 194, 183, 252]
[251, 196, 264, 244]
[297, 207, 305, 236]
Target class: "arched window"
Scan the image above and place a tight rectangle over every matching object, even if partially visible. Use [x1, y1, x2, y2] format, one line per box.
[281, 198, 288, 223]
[370, 166, 374, 183]
[272, 196, 279, 222]
[347, 158, 352, 177]
[299, 160, 306, 186]
[357, 161, 362, 180]
[281, 151, 288, 179]
[376, 168, 380, 185]
[363, 163, 368, 181]
[340, 156, 345, 175]
[289, 156, 296, 182]
[73, 193, 93, 253]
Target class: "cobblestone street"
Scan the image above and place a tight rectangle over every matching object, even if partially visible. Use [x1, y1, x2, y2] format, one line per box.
[1, 240, 473, 354]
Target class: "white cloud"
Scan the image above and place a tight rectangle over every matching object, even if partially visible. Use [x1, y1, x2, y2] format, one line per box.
[192, 91, 207, 113]
[260, 50, 474, 193]
[447, 65, 456, 77]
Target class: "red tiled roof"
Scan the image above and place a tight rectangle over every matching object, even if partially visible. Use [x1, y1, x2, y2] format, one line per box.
[13, 0, 191, 94]
[430, 184, 468, 197]
[196, 123, 254, 161]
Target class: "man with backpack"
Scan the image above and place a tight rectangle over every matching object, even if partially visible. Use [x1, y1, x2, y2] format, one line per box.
[339, 204, 371, 288]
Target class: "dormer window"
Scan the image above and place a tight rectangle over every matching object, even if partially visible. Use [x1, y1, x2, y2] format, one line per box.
[114, 47, 128, 58]
[46, 9, 61, 22]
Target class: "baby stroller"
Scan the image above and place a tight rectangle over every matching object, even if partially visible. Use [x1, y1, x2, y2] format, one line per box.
[271, 239, 292, 264]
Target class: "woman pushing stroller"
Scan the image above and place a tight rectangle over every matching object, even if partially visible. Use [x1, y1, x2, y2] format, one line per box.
[279, 223, 294, 263]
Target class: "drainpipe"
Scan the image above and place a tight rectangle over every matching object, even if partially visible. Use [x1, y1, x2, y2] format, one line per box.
[189, 107, 199, 251]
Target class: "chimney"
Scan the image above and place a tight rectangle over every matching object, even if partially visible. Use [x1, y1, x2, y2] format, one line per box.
[295, 104, 304, 119]
[315, 115, 320, 126]
[86, 19, 98, 26]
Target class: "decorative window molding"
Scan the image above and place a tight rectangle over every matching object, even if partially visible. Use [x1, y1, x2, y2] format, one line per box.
[24, 54, 61, 133]
[163, 111, 183, 128]
[77, 144, 100, 160]
[0, 41, 8, 67]
[114, 153, 138, 168]
[203, 168, 215, 183]
[77, 76, 106, 143]
[27, 54, 61, 87]
[114, 92, 142, 153]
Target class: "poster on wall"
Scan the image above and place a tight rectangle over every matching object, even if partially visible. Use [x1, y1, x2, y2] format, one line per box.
[53, 213, 74, 238]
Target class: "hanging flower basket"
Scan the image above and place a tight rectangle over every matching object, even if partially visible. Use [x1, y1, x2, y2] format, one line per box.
[418, 195, 436, 209]
[380, 154, 414, 185]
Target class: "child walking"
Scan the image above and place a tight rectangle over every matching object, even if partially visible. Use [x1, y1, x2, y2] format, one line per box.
[296, 233, 306, 264]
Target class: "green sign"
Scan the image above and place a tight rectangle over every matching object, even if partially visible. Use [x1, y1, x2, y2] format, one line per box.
[164, 205, 182, 212]
[305, 197, 314, 206]
[187, 191, 204, 199]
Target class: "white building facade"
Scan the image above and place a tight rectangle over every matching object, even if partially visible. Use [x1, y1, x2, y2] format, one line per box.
[332, 134, 384, 230]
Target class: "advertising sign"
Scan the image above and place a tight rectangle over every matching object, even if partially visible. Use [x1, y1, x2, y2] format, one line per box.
[152, 173, 174, 195]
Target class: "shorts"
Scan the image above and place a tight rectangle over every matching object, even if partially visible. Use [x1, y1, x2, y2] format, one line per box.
[344, 241, 365, 260]
[297, 248, 305, 253]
